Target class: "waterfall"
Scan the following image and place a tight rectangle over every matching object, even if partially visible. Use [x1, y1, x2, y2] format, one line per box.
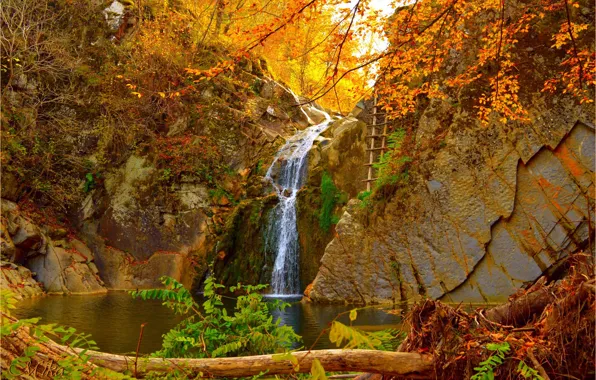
[265, 108, 332, 296]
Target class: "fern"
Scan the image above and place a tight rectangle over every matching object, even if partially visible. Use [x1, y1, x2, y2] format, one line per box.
[311, 358, 328, 380]
[131, 273, 301, 359]
[367, 328, 406, 351]
[518, 360, 545, 380]
[471, 342, 511, 380]
[329, 321, 383, 349]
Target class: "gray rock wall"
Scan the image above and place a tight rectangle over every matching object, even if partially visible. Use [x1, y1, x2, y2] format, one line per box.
[310, 112, 594, 304]
[0, 200, 107, 296]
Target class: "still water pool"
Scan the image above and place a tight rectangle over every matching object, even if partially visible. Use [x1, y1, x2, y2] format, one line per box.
[14, 292, 402, 354]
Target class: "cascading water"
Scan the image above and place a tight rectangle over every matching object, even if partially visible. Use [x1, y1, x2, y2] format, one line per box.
[265, 106, 332, 296]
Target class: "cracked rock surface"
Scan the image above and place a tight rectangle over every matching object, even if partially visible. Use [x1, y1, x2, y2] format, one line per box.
[310, 111, 594, 304]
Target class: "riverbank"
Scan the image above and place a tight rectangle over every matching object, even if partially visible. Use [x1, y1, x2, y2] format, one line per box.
[3, 255, 593, 378]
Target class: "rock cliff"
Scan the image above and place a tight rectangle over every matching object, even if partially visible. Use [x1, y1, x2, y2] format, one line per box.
[310, 107, 594, 303]
[1, 200, 106, 296]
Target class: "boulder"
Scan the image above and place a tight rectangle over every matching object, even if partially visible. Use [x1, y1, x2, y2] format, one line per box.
[11, 217, 43, 252]
[1, 261, 44, 299]
[27, 244, 106, 295]
[0, 223, 16, 261]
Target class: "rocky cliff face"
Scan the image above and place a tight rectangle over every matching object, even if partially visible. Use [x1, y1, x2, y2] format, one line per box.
[69, 74, 313, 291]
[1, 59, 315, 293]
[1, 200, 106, 296]
[310, 100, 594, 304]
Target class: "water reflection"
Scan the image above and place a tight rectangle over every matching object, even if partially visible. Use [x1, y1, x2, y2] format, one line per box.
[15, 292, 402, 354]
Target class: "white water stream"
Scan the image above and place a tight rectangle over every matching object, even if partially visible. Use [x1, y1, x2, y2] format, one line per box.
[265, 105, 332, 296]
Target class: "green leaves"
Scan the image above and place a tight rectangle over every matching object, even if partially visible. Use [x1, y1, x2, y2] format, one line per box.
[0, 290, 18, 315]
[319, 171, 342, 232]
[134, 273, 301, 359]
[130, 276, 197, 315]
[349, 309, 358, 322]
[471, 342, 511, 380]
[373, 128, 411, 188]
[83, 172, 95, 193]
[329, 321, 380, 350]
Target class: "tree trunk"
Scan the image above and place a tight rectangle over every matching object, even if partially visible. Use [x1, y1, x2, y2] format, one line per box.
[1, 315, 433, 378]
[80, 348, 434, 377]
[484, 287, 555, 327]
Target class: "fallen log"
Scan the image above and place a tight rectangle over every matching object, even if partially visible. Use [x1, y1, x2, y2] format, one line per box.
[483, 287, 554, 327]
[79, 348, 434, 377]
[1, 315, 433, 378]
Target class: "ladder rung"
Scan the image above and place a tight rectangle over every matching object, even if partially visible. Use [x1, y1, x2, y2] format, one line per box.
[366, 147, 387, 151]
[361, 178, 379, 182]
[366, 121, 392, 127]
[363, 163, 377, 166]
[365, 134, 388, 139]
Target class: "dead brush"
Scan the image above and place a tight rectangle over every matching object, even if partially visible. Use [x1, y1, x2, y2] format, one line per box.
[395, 253, 595, 380]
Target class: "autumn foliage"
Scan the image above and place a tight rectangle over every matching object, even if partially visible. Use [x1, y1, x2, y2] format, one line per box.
[1, 0, 594, 208]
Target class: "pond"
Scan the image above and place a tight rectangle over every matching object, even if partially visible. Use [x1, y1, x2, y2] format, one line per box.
[14, 292, 403, 355]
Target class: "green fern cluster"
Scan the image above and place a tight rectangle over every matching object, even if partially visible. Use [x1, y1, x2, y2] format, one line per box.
[373, 129, 411, 188]
[518, 360, 545, 380]
[471, 342, 511, 380]
[329, 321, 404, 351]
[131, 276, 301, 359]
[319, 172, 341, 232]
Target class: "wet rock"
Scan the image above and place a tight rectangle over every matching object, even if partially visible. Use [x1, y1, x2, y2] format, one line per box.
[308, 117, 367, 198]
[92, 246, 194, 290]
[70, 239, 94, 262]
[0, 224, 16, 261]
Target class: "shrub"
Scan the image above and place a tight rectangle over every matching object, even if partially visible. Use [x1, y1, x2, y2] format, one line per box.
[130, 276, 300, 358]
[318, 172, 340, 232]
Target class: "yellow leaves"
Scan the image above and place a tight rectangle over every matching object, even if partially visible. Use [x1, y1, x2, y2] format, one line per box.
[551, 23, 589, 49]
[158, 92, 166, 98]
[130, 92, 142, 98]
[310, 358, 327, 380]
[349, 309, 357, 322]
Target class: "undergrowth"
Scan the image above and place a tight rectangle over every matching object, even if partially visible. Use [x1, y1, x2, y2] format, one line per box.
[130, 275, 300, 358]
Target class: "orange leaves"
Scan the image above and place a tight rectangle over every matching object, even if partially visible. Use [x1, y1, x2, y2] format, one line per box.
[369, 0, 594, 125]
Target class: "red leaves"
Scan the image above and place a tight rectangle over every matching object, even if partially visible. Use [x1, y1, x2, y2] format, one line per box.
[153, 135, 221, 178]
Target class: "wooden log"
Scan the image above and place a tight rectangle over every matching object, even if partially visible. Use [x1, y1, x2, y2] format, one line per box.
[484, 287, 554, 327]
[80, 349, 433, 377]
[1, 315, 433, 378]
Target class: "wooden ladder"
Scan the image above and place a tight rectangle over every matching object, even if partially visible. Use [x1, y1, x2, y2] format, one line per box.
[363, 93, 388, 191]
